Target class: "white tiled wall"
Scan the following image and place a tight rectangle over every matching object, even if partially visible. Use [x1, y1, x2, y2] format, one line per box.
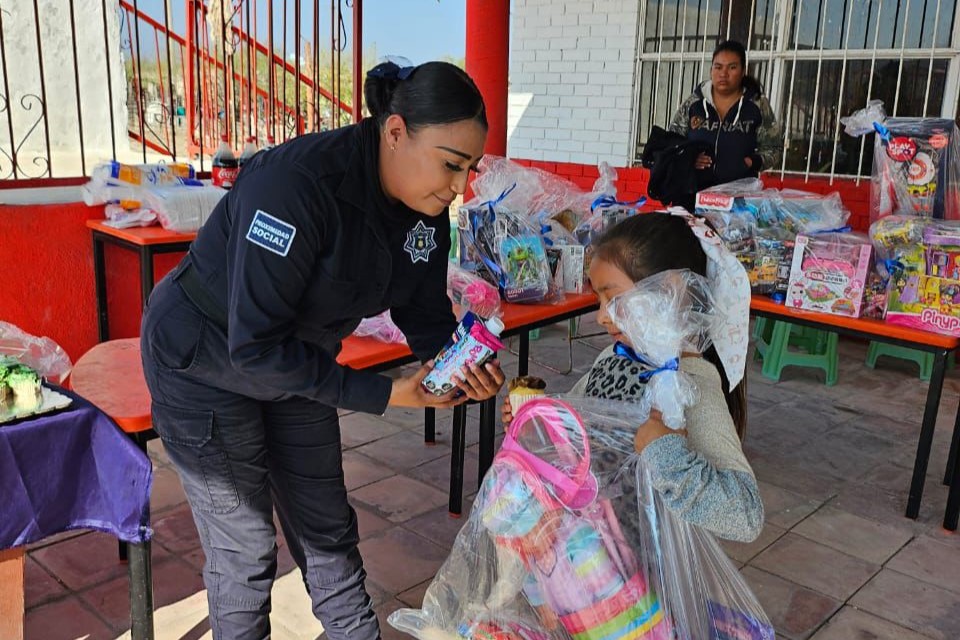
[507, 0, 640, 166]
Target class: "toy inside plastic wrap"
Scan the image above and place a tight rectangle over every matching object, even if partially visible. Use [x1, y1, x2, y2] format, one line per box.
[842, 100, 960, 222]
[83, 161, 202, 210]
[0, 321, 73, 385]
[458, 185, 555, 304]
[352, 311, 407, 344]
[447, 262, 502, 319]
[387, 397, 774, 640]
[786, 232, 873, 317]
[759, 189, 851, 235]
[606, 270, 716, 429]
[885, 219, 960, 335]
[694, 179, 765, 258]
[573, 164, 647, 247]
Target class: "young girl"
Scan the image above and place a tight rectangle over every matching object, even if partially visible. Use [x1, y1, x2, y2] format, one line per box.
[503, 211, 763, 543]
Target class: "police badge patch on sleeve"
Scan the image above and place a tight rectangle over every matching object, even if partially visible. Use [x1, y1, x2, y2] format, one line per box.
[404, 220, 437, 263]
[246, 210, 297, 256]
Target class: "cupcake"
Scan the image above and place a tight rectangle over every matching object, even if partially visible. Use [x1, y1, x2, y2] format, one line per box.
[508, 375, 547, 412]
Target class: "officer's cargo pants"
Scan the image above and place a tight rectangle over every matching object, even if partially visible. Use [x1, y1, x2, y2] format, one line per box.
[142, 276, 380, 640]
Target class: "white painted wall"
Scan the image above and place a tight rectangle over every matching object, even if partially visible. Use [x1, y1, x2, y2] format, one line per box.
[1, 0, 128, 179]
[507, 0, 640, 166]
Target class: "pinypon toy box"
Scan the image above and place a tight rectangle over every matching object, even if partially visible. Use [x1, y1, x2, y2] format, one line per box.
[885, 223, 960, 335]
[786, 233, 873, 317]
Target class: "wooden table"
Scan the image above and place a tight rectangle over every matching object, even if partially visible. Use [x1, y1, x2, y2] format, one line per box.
[750, 296, 960, 530]
[86, 220, 195, 342]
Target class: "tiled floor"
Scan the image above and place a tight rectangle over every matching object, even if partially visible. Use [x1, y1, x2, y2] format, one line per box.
[20, 320, 960, 639]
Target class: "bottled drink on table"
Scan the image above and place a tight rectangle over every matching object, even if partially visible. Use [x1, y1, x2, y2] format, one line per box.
[238, 136, 259, 170]
[211, 136, 239, 189]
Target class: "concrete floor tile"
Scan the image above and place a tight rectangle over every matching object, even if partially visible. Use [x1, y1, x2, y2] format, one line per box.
[402, 503, 474, 550]
[350, 474, 448, 523]
[25, 595, 114, 640]
[739, 566, 841, 640]
[31, 531, 170, 591]
[151, 503, 201, 554]
[756, 481, 825, 529]
[267, 570, 326, 638]
[343, 450, 397, 491]
[78, 557, 204, 632]
[358, 528, 448, 594]
[792, 505, 914, 564]
[24, 554, 67, 609]
[146, 438, 172, 468]
[751, 457, 843, 503]
[339, 412, 403, 450]
[810, 606, 930, 640]
[887, 535, 960, 595]
[354, 429, 450, 472]
[352, 502, 393, 540]
[405, 448, 479, 494]
[721, 522, 787, 565]
[751, 533, 880, 600]
[851, 569, 960, 640]
[396, 579, 431, 608]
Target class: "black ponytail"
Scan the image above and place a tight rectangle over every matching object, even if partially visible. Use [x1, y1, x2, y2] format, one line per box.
[363, 60, 488, 132]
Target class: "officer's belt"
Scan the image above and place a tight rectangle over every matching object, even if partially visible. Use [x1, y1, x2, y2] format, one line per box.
[175, 261, 229, 331]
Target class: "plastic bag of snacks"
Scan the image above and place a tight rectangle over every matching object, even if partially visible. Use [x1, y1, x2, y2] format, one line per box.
[842, 101, 960, 222]
[786, 232, 873, 317]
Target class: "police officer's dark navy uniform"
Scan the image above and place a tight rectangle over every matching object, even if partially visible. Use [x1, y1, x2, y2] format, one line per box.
[141, 115, 457, 639]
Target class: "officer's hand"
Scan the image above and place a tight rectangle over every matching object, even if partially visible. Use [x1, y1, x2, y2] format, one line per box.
[694, 152, 712, 170]
[389, 361, 467, 409]
[452, 359, 506, 402]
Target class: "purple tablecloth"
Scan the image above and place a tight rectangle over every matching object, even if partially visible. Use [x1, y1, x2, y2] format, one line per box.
[0, 387, 152, 549]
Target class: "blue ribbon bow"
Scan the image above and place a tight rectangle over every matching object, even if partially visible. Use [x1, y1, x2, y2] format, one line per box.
[590, 195, 647, 213]
[873, 121, 891, 143]
[467, 184, 519, 288]
[883, 258, 905, 275]
[613, 342, 680, 381]
[367, 64, 416, 81]
[810, 225, 853, 235]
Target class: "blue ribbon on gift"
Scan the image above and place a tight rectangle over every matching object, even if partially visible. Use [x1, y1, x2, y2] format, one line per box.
[467, 184, 519, 288]
[810, 225, 853, 234]
[613, 342, 680, 381]
[873, 121, 892, 143]
[590, 195, 647, 213]
[883, 258, 905, 275]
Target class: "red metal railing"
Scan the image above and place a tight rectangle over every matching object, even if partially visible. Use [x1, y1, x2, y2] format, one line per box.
[0, 0, 361, 186]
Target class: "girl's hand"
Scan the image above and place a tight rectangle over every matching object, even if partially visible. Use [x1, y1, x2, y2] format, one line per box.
[694, 152, 713, 170]
[634, 409, 687, 453]
[389, 361, 467, 409]
[452, 360, 506, 402]
[501, 396, 513, 429]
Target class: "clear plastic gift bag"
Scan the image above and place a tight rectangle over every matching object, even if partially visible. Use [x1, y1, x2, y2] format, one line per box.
[842, 101, 960, 222]
[606, 270, 717, 429]
[0, 321, 72, 384]
[447, 262, 502, 320]
[388, 397, 773, 640]
[761, 189, 851, 235]
[352, 311, 407, 344]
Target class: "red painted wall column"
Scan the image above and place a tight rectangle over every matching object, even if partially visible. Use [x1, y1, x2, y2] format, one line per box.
[466, 0, 509, 156]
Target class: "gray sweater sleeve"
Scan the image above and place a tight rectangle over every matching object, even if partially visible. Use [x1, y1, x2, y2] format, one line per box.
[640, 358, 763, 542]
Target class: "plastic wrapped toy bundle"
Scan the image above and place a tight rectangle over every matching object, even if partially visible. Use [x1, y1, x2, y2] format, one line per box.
[389, 266, 772, 639]
[388, 395, 773, 640]
[760, 189, 851, 235]
[458, 184, 555, 304]
[447, 262, 502, 319]
[842, 100, 960, 222]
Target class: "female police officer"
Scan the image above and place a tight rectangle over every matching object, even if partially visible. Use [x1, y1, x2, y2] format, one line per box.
[141, 60, 503, 639]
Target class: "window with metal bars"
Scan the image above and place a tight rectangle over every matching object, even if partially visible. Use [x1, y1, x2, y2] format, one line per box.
[633, 0, 960, 179]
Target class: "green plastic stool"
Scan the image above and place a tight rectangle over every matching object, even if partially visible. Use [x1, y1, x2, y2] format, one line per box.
[753, 318, 839, 385]
[865, 341, 955, 382]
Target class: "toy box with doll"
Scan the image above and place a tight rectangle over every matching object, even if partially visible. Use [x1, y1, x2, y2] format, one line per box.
[786, 233, 873, 317]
